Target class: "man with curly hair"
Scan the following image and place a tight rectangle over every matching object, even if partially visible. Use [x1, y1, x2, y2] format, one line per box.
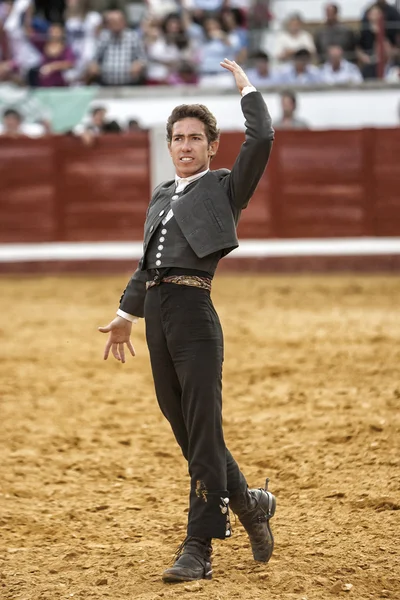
[99, 59, 276, 583]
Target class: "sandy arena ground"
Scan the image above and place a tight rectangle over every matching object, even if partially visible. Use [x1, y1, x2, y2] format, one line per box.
[0, 274, 399, 600]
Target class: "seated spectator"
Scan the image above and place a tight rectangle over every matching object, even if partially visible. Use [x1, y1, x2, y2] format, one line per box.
[357, 4, 395, 79]
[320, 45, 363, 84]
[64, 0, 102, 84]
[314, 3, 357, 63]
[274, 91, 309, 130]
[275, 48, 322, 85]
[78, 105, 121, 145]
[144, 13, 195, 85]
[274, 13, 316, 63]
[361, 0, 400, 50]
[29, 23, 75, 86]
[246, 51, 277, 87]
[167, 60, 199, 85]
[220, 7, 248, 64]
[199, 15, 241, 78]
[87, 10, 146, 85]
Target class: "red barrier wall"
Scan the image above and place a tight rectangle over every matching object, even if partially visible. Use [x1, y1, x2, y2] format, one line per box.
[1, 128, 400, 244]
[213, 127, 400, 238]
[0, 133, 150, 243]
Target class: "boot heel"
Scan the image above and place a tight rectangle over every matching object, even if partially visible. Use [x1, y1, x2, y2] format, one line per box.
[259, 490, 276, 519]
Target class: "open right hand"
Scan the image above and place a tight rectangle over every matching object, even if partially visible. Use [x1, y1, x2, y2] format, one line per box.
[98, 316, 136, 363]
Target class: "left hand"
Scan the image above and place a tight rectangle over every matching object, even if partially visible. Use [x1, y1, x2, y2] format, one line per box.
[220, 58, 252, 93]
[98, 316, 135, 363]
[40, 63, 54, 76]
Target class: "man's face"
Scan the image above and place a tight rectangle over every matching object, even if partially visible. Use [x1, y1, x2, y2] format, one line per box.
[294, 55, 309, 73]
[256, 58, 269, 77]
[328, 45, 343, 67]
[325, 4, 338, 24]
[168, 118, 219, 178]
[282, 96, 295, 117]
[92, 109, 106, 127]
[107, 11, 125, 34]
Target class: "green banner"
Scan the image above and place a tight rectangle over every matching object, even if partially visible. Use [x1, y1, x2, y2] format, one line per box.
[0, 84, 98, 133]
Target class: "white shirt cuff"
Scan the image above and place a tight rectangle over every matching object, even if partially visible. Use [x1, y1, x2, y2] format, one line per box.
[117, 309, 138, 323]
[241, 85, 257, 97]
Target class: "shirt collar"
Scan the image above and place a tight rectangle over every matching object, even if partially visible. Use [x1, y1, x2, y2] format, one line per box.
[175, 168, 209, 186]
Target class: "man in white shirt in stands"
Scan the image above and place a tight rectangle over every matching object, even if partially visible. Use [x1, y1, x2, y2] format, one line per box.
[320, 44, 363, 84]
[275, 48, 322, 85]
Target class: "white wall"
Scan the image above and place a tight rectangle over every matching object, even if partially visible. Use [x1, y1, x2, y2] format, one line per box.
[95, 88, 400, 131]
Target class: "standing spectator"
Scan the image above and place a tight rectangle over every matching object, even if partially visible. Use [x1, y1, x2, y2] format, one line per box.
[29, 23, 75, 86]
[0, 8, 19, 83]
[142, 19, 167, 84]
[361, 0, 400, 49]
[64, 0, 102, 84]
[199, 15, 241, 77]
[357, 4, 394, 79]
[320, 45, 363, 83]
[275, 48, 322, 85]
[274, 13, 316, 63]
[3, 0, 43, 79]
[87, 10, 146, 85]
[274, 91, 309, 130]
[246, 51, 276, 87]
[314, 3, 357, 62]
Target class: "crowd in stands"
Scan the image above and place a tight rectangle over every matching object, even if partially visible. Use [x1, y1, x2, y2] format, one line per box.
[0, 0, 399, 88]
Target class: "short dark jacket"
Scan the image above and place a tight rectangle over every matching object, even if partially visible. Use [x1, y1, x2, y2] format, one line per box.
[119, 91, 274, 317]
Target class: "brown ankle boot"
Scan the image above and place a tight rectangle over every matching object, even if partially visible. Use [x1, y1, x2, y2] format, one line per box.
[229, 478, 276, 562]
[162, 537, 213, 583]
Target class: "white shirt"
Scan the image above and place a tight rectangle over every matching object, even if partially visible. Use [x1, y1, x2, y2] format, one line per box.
[320, 60, 363, 84]
[117, 86, 256, 322]
[274, 30, 316, 62]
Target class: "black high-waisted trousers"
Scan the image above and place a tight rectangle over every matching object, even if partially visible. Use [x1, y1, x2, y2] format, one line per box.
[144, 279, 247, 539]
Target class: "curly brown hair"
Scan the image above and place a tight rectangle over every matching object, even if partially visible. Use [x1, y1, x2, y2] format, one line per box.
[166, 104, 220, 145]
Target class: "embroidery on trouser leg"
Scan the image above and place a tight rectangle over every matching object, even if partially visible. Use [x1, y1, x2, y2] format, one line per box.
[196, 480, 208, 503]
[220, 497, 231, 538]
